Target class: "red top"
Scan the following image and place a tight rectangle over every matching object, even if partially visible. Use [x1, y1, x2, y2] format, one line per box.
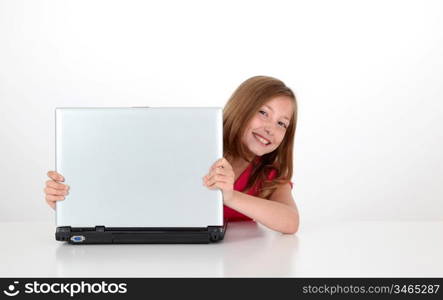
[224, 158, 293, 222]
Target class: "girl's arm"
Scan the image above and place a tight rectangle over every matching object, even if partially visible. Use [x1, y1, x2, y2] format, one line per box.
[203, 158, 299, 235]
[225, 183, 299, 234]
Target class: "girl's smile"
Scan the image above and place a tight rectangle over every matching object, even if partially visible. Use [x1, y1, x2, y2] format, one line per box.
[252, 132, 272, 146]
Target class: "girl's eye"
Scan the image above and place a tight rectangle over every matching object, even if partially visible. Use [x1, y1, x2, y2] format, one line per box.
[260, 110, 287, 128]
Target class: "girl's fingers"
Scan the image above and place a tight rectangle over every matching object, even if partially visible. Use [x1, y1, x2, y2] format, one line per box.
[209, 168, 234, 180]
[210, 167, 229, 177]
[45, 195, 65, 202]
[45, 171, 67, 209]
[44, 187, 68, 196]
[203, 166, 235, 186]
[47, 171, 64, 182]
[205, 176, 233, 188]
[46, 180, 69, 191]
[210, 158, 232, 172]
[209, 164, 234, 177]
[207, 181, 230, 191]
[204, 174, 228, 185]
[215, 167, 231, 175]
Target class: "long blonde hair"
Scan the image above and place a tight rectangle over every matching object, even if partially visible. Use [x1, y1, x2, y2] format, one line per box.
[223, 75, 297, 199]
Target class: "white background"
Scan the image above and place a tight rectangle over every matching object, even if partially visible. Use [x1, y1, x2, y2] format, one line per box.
[1, 0, 442, 222]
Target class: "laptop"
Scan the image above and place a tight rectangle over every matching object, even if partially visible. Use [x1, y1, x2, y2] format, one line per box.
[54, 107, 227, 244]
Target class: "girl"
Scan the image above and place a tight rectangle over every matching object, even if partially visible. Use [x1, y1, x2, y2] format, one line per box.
[44, 76, 299, 234]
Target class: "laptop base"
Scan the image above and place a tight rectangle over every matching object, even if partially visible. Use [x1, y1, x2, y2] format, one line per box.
[55, 224, 227, 244]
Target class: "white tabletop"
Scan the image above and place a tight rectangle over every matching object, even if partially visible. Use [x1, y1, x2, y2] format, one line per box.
[1, 221, 442, 277]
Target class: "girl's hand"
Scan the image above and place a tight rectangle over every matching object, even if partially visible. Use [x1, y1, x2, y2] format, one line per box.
[202, 158, 235, 204]
[44, 171, 69, 210]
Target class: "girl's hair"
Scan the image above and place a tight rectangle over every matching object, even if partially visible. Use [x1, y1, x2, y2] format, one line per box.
[223, 75, 297, 199]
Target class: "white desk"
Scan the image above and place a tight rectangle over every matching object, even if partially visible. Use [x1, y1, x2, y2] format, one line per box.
[1, 221, 442, 277]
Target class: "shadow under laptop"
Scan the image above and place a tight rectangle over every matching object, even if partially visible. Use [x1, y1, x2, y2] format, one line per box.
[55, 221, 299, 277]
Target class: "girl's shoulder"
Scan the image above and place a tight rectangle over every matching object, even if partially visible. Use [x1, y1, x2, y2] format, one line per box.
[266, 167, 293, 189]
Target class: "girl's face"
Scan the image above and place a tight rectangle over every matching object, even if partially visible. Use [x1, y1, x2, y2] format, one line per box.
[241, 95, 294, 157]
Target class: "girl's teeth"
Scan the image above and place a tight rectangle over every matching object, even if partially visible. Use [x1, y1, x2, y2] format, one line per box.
[254, 133, 270, 145]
